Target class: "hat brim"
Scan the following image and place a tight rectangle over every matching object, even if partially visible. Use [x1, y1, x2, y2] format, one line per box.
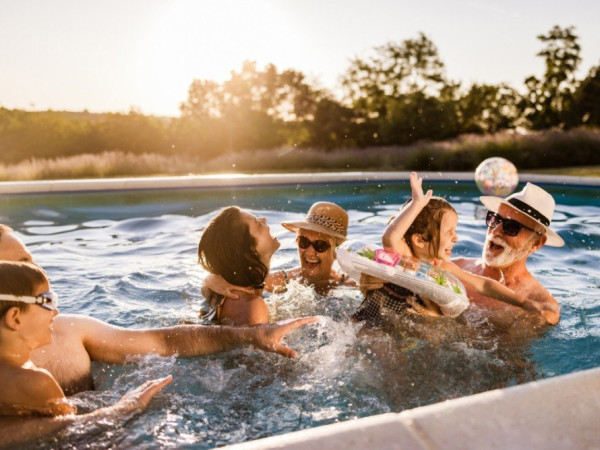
[480, 196, 564, 247]
[281, 221, 347, 242]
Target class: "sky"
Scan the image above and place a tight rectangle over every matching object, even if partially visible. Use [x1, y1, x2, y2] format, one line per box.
[1, 0, 599, 117]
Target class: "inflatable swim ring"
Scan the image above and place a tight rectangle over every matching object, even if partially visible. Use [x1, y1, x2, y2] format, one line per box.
[337, 240, 469, 318]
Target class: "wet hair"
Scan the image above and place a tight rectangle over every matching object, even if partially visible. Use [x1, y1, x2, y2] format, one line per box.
[0, 261, 48, 318]
[197, 206, 268, 288]
[401, 197, 457, 257]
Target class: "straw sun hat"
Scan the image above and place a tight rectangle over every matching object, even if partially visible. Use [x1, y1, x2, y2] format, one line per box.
[480, 182, 564, 247]
[282, 202, 348, 243]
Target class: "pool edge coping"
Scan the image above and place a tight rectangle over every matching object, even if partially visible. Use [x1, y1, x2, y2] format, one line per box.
[224, 366, 600, 449]
[1, 171, 599, 195]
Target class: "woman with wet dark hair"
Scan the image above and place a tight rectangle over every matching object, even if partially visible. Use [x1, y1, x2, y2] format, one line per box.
[198, 206, 281, 326]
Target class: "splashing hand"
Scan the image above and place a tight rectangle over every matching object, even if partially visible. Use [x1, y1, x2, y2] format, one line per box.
[410, 172, 433, 208]
[113, 375, 173, 414]
[250, 317, 318, 358]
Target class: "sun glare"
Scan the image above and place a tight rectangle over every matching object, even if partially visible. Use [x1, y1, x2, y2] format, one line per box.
[132, 0, 296, 116]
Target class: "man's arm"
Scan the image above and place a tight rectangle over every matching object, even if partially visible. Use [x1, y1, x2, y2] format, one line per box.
[17, 370, 77, 416]
[0, 376, 172, 449]
[63, 315, 317, 364]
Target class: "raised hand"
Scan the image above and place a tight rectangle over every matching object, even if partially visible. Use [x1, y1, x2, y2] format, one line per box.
[250, 317, 318, 358]
[410, 171, 433, 208]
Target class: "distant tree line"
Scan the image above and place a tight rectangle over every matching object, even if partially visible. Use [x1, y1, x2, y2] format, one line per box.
[1, 25, 599, 166]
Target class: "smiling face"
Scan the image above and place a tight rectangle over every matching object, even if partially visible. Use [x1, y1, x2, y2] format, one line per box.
[410, 208, 458, 263]
[483, 204, 546, 269]
[242, 211, 280, 266]
[435, 210, 459, 261]
[297, 229, 336, 283]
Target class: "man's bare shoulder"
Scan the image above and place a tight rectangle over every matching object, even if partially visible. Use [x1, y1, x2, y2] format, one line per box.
[53, 314, 108, 337]
[523, 275, 558, 304]
[0, 365, 63, 413]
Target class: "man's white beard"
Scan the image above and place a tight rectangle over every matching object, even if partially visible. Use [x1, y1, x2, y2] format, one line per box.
[482, 235, 534, 268]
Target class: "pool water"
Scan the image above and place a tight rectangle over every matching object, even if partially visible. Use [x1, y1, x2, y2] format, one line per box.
[1, 180, 599, 448]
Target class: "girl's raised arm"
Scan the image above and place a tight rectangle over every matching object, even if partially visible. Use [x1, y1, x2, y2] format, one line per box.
[382, 172, 432, 255]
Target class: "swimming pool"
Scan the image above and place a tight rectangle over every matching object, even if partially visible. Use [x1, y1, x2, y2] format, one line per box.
[1, 177, 599, 448]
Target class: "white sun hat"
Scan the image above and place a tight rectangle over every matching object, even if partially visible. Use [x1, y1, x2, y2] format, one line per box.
[480, 182, 564, 247]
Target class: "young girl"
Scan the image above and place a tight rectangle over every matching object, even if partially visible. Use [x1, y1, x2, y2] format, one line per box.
[354, 172, 548, 323]
[198, 206, 281, 326]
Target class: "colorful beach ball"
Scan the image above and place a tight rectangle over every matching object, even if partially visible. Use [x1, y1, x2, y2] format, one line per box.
[474, 157, 519, 196]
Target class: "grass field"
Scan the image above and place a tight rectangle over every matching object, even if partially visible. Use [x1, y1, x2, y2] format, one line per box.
[529, 166, 600, 177]
[1, 129, 599, 181]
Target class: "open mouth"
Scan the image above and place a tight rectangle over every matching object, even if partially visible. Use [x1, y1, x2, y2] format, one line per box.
[488, 239, 505, 254]
[303, 257, 321, 269]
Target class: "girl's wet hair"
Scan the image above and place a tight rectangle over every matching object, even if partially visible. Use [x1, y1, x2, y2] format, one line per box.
[0, 261, 48, 318]
[197, 206, 268, 288]
[401, 197, 456, 257]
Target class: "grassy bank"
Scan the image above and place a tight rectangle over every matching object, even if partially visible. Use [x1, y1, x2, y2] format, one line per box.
[1, 128, 599, 181]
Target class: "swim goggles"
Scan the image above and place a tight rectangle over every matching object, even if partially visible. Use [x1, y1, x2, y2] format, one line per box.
[486, 211, 542, 237]
[0, 291, 59, 311]
[297, 235, 331, 253]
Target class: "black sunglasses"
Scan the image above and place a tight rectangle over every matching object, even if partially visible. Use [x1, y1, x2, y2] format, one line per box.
[297, 235, 331, 253]
[486, 211, 541, 237]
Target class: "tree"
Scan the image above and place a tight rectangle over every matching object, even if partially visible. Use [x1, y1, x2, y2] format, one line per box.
[308, 97, 357, 149]
[340, 33, 457, 146]
[179, 61, 325, 153]
[520, 25, 581, 129]
[572, 63, 600, 126]
[180, 80, 223, 120]
[342, 33, 447, 119]
[458, 84, 520, 133]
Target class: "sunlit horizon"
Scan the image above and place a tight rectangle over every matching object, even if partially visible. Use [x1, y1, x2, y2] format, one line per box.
[1, 0, 599, 117]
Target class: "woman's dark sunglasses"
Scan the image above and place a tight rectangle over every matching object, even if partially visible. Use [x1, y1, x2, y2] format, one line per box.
[297, 235, 331, 253]
[485, 211, 541, 237]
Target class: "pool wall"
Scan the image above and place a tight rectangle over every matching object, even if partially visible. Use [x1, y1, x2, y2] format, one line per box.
[224, 366, 600, 450]
[0, 171, 599, 195]
[2, 171, 599, 449]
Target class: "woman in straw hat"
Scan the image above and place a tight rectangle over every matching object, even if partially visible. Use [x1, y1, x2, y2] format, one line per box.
[203, 202, 354, 299]
[274, 201, 355, 294]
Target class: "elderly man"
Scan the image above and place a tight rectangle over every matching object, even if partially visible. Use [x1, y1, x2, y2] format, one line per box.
[454, 182, 563, 324]
[360, 182, 563, 325]
[0, 224, 316, 396]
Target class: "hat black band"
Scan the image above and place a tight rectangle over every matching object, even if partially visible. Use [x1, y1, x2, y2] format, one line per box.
[508, 198, 550, 226]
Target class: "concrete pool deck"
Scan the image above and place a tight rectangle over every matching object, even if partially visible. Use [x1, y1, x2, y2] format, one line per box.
[2, 172, 599, 449]
[0, 171, 599, 195]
